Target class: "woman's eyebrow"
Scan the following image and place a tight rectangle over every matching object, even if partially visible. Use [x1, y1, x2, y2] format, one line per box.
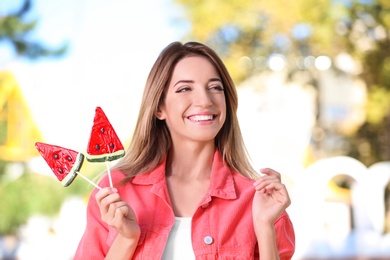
[209, 77, 222, 83]
[173, 77, 222, 87]
[173, 79, 193, 87]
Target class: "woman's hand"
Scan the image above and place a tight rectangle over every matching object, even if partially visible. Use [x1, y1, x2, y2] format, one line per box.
[252, 168, 291, 227]
[95, 187, 140, 240]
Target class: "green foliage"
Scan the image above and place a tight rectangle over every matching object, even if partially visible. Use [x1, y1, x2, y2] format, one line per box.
[366, 86, 390, 125]
[175, 0, 339, 82]
[0, 113, 6, 145]
[0, 167, 97, 235]
[0, 16, 38, 39]
[0, 0, 68, 59]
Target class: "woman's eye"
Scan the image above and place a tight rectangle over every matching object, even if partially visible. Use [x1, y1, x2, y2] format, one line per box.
[210, 85, 224, 91]
[176, 87, 191, 93]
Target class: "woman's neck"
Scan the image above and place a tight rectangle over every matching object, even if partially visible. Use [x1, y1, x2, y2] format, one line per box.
[166, 142, 215, 180]
[165, 142, 215, 217]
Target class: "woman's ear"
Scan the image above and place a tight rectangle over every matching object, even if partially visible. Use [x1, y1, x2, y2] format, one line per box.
[155, 107, 166, 120]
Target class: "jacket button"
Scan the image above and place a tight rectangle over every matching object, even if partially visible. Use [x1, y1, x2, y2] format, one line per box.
[201, 203, 209, 209]
[204, 236, 213, 245]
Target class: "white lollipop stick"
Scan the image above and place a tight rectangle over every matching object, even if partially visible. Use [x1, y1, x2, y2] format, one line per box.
[76, 171, 102, 190]
[106, 161, 113, 188]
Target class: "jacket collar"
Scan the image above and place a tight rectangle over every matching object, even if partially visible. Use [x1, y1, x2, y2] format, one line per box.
[132, 149, 237, 200]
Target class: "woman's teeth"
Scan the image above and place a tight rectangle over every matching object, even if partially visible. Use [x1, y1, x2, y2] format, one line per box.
[190, 115, 214, 121]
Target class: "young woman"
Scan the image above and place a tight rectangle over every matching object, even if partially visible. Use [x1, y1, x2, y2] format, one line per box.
[74, 41, 295, 259]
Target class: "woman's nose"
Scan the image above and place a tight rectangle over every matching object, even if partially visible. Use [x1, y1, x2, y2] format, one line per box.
[193, 88, 213, 107]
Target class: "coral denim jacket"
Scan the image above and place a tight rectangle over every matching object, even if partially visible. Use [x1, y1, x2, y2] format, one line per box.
[74, 150, 295, 259]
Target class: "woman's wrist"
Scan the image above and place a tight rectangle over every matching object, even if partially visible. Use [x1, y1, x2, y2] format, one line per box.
[255, 223, 279, 260]
[254, 221, 275, 238]
[105, 233, 140, 260]
[117, 232, 140, 243]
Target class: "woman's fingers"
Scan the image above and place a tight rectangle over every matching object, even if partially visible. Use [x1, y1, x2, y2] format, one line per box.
[253, 168, 284, 191]
[259, 168, 281, 180]
[95, 187, 112, 201]
[105, 201, 129, 224]
[95, 187, 124, 220]
[94, 187, 140, 240]
[253, 176, 280, 190]
[96, 188, 119, 205]
[102, 192, 121, 208]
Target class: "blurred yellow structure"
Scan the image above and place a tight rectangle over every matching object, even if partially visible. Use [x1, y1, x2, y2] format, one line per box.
[0, 71, 43, 162]
[325, 177, 352, 204]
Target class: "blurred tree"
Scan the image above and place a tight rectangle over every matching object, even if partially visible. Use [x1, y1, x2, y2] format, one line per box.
[0, 0, 67, 59]
[174, 0, 390, 166]
[342, 0, 390, 166]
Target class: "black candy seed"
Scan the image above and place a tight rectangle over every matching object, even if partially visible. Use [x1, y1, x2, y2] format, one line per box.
[53, 154, 59, 159]
[95, 144, 100, 151]
[67, 156, 72, 161]
[109, 143, 114, 149]
[58, 168, 64, 174]
[100, 127, 105, 133]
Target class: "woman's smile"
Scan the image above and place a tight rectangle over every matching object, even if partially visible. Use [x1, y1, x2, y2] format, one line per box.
[186, 113, 216, 123]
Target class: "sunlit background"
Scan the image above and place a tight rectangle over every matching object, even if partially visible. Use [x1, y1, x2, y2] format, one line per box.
[1, 0, 390, 259]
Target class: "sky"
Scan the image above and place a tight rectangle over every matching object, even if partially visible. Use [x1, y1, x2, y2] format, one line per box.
[3, 0, 186, 156]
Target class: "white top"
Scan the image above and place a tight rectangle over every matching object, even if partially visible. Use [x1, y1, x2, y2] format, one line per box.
[162, 217, 195, 259]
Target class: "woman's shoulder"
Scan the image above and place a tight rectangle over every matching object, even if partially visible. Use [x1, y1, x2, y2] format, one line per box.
[229, 170, 258, 197]
[231, 170, 257, 186]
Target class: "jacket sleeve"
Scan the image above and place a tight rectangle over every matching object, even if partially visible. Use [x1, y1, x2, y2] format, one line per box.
[274, 211, 295, 260]
[73, 185, 111, 259]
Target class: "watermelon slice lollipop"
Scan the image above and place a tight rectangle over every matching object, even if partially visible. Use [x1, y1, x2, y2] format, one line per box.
[86, 106, 125, 163]
[35, 142, 101, 189]
[86, 106, 125, 187]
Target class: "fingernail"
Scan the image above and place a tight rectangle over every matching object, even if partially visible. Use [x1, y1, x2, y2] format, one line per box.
[112, 188, 118, 192]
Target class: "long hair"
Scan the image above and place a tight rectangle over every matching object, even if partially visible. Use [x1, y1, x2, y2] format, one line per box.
[113, 41, 258, 182]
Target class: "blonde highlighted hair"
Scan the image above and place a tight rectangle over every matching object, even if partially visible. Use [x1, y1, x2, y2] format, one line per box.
[114, 41, 258, 182]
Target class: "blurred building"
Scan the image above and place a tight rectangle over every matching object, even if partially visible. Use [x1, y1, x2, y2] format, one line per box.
[0, 71, 43, 163]
[236, 68, 390, 259]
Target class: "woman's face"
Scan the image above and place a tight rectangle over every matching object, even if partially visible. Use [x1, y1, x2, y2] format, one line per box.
[157, 56, 226, 145]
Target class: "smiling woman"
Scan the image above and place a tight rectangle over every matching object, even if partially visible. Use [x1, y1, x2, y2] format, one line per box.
[156, 56, 226, 145]
[74, 41, 295, 260]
